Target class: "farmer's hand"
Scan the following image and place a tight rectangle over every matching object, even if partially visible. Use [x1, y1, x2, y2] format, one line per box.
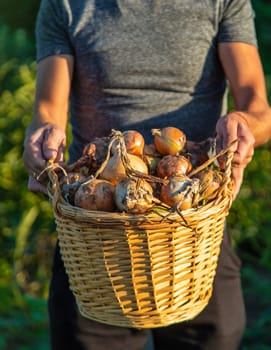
[23, 123, 66, 193]
[216, 112, 255, 200]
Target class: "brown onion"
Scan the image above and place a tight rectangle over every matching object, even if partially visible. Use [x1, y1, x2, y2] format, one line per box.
[185, 139, 213, 168]
[68, 137, 110, 175]
[151, 127, 186, 155]
[111, 130, 145, 157]
[99, 147, 148, 185]
[194, 169, 223, 200]
[60, 172, 87, 204]
[160, 175, 200, 210]
[74, 178, 116, 211]
[115, 178, 153, 214]
[123, 130, 145, 156]
[143, 143, 162, 175]
[83, 136, 110, 160]
[156, 154, 192, 178]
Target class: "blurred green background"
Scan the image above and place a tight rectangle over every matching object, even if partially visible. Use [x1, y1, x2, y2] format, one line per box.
[0, 1, 271, 349]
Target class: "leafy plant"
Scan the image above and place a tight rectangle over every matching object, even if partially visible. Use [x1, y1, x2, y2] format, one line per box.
[0, 0, 39, 38]
[251, 0, 271, 74]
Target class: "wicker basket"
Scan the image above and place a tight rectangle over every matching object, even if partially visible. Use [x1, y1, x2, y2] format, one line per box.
[47, 143, 234, 329]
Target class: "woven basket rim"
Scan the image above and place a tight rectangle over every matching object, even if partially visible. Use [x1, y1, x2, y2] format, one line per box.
[52, 192, 232, 223]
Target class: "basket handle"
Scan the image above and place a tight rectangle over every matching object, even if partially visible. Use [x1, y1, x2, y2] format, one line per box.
[45, 163, 68, 216]
[188, 138, 238, 199]
[188, 139, 238, 177]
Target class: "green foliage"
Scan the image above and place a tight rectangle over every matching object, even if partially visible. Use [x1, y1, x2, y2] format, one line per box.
[0, 54, 56, 297]
[0, 295, 49, 350]
[0, 24, 54, 349]
[0, 25, 35, 63]
[251, 0, 271, 73]
[241, 266, 271, 349]
[0, 0, 40, 38]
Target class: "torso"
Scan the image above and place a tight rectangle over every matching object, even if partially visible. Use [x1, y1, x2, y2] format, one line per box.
[37, 0, 255, 160]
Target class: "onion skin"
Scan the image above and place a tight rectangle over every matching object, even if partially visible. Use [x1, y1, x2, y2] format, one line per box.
[185, 139, 212, 168]
[74, 179, 116, 212]
[98, 153, 126, 185]
[111, 130, 145, 157]
[194, 169, 223, 200]
[185, 151, 209, 169]
[123, 130, 145, 156]
[143, 144, 162, 175]
[68, 137, 110, 175]
[152, 127, 186, 155]
[59, 172, 86, 186]
[160, 175, 199, 210]
[156, 155, 193, 178]
[115, 178, 153, 214]
[143, 143, 161, 157]
[60, 172, 87, 205]
[99, 152, 148, 185]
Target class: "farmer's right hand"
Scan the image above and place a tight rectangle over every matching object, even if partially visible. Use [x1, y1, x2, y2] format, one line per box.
[23, 123, 66, 194]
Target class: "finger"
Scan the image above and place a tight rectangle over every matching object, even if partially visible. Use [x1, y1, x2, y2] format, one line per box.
[232, 135, 254, 168]
[232, 150, 254, 168]
[55, 145, 66, 163]
[28, 176, 48, 194]
[42, 127, 66, 161]
[216, 120, 238, 150]
[23, 133, 47, 172]
[215, 135, 223, 153]
[216, 112, 249, 149]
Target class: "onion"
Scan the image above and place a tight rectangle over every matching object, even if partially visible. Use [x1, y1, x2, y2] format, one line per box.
[115, 178, 153, 214]
[74, 178, 116, 211]
[151, 127, 186, 155]
[143, 143, 162, 175]
[185, 139, 213, 168]
[83, 136, 110, 160]
[59, 172, 86, 186]
[194, 169, 223, 200]
[156, 154, 192, 178]
[68, 137, 110, 175]
[143, 143, 161, 157]
[160, 175, 200, 210]
[99, 145, 148, 185]
[123, 130, 145, 156]
[111, 130, 145, 157]
[60, 172, 87, 204]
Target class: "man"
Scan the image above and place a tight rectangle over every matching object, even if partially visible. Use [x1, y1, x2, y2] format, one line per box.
[23, 1, 271, 349]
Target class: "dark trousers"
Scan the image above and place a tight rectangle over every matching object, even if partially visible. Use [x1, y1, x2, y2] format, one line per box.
[48, 229, 246, 350]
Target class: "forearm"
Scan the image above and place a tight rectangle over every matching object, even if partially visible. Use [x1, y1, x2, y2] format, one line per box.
[29, 102, 69, 132]
[27, 54, 73, 133]
[219, 42, 271, 148]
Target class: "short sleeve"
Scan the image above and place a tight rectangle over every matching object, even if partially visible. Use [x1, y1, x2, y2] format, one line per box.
[35, 0, 74, 62]
[218, 0, 257, 46]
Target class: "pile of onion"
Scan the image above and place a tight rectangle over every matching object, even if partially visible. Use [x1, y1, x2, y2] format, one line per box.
[58, 127, 225, 214]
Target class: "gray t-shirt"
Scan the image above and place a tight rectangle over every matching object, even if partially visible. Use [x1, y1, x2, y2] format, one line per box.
[36, 0, 257, 162]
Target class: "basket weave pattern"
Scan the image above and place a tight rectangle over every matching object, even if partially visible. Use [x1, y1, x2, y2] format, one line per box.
[49, 148, 234, 328]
